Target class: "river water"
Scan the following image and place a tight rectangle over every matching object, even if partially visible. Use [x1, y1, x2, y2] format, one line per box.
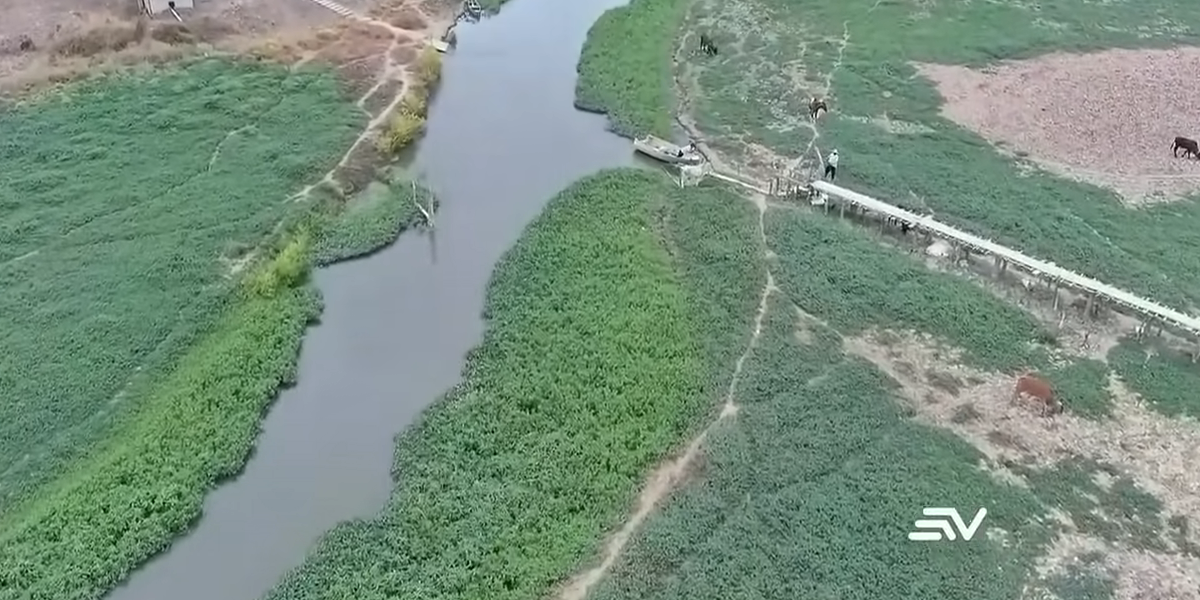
[104, 0, 631, 598]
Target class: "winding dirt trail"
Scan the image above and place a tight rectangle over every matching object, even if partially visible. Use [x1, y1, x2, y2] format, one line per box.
[288, 2, 448, 201]
[554, 34, 792, 598]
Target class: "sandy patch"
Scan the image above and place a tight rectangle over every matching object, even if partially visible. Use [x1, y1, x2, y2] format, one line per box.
[917, 48, 1200, 206]
[1033, 532, 1200, 600]
[844, 330, 1200, 545]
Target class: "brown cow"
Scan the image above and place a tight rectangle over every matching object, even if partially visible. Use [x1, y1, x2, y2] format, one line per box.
[1012, 373, 1062, 417]
[809, 97, 828, 120]
[1173, 136, 1200, 159]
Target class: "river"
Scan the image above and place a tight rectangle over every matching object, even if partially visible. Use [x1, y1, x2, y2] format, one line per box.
[104, 0, 631, 598]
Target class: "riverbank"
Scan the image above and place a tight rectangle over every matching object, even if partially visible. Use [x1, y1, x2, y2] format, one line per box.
[0, 154, 438, 600]
[261, 168, 762, 600]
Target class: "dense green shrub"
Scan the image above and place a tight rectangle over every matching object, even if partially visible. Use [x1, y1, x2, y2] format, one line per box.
[575, 0, 688, 137]
[0, 285, 321, 600]
[313, 174, 439, 264]
[246, 231, 313, 298]
[414, 48, 443, 88]
[0, 58, 361, 512]
[263, 169, 762, 600]
[377, 112, 426, 154]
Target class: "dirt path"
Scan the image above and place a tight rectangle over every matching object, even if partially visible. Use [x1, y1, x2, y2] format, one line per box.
[553, 35, 793, 593]
[556, 253, 775, 600]
[288, 4, 441, 201]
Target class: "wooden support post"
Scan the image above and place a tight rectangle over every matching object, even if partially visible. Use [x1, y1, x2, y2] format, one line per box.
[1052, 286, 1060, 310]
[1084, 293, 1096, 319]
[839, 202, 846, 218]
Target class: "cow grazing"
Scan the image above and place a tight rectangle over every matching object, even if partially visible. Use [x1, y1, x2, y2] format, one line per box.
[699, 33, 718, 56]
[1173, 136, 1200, 159]
[809, 97, 828, 120]
[1012, 373, 1062, 417]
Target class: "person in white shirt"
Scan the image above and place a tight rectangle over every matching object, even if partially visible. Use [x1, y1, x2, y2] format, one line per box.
[824, 149, 839, 181]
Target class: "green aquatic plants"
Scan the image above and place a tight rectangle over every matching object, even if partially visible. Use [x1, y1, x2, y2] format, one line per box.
[0, 57, 361, 513]
[313, 173, 439, 264]
[262, 170, 765, 600]
[575, 0, 689, 137]
[0, 167, 432, 600]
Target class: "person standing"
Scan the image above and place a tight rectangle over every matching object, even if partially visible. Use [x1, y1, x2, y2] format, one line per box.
[824, 149, 839, 181]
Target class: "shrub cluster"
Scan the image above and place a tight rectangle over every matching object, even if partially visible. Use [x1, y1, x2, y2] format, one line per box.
[378, 48, 443, 154]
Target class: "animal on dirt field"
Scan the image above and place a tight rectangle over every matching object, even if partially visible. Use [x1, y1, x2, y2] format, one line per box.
[1011, 373, 1062, 417]
[699, 33, 718, 56]
[809, 96, 828, 120]
[1173, 136, 1200, 159]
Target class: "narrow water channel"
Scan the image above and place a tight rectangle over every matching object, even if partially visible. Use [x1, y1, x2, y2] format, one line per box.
[104, 0, 632, 598]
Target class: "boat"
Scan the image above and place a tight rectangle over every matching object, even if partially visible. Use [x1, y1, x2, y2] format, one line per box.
[633, 135, 703, 165]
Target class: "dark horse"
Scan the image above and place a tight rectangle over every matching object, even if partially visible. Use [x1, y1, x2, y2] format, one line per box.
[699, 33, 718, 56]
[1174, 136, 1200, 159]
[809, 97, 828, 120]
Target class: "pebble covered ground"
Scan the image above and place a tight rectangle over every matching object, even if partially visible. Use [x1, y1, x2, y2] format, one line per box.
[918, 48, 1200, 206]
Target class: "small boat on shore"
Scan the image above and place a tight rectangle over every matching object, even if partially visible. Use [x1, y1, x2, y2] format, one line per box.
[633, 135, 703, 165]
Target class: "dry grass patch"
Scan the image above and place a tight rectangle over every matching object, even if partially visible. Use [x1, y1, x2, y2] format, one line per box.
[917, 48, 1200, 206]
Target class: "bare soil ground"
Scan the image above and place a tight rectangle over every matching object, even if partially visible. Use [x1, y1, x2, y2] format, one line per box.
[842, 328, 1200, 600]
[0, 0, 450, 93]
[918, 48, 1200, 207]
[0, 0, 452, 198]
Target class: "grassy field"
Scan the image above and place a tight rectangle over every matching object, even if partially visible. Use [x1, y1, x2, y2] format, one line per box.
[261, 169, 763, 600]
[574, 0, 689, 137]
[0, 58, 438, 600]
[0, 58, 360, 511]
[566, 2, 1200, 594]
[575, 0, 1200, 415]
[676, 0, 1200, 310]
[580, 194, 1184, 600]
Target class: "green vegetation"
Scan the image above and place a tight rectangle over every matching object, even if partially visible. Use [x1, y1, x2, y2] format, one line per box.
[0, 269, 320, 600]
[764, 210, 1112, 414]
[1015, 458, 1168, 551]
[575, 0, 689, 137]
[263, 170, 763, 600]
[313, 174, 438, 264]
[590, 273, 1054, 600]
[0, 58, 361, 512]
[675, 0, 1200, 310]
[379, 49, 442, 155]
[0, 57, 436, 600]
[1109, 339, 1200, 418]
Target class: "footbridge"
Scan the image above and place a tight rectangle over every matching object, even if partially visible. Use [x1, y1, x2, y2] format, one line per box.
[696, 166, 1200, 346]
